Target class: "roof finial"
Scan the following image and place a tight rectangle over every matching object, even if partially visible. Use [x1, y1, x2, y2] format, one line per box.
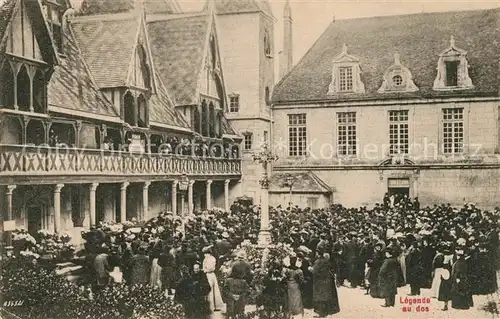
[450, 35, 455, 47]
[342, 43, 348, 54]
[394, 52, 401, 65]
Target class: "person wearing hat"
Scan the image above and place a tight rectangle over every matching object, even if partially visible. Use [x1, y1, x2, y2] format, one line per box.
[450, 249, 473, 310]
[175, 264, 212, 319]
[129, 244, 150, 286]
[202, 246, 223, 312]
[378, 247, 402, 307]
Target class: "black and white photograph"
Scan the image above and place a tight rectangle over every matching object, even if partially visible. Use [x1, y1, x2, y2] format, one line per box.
[0, 0, 499, 318]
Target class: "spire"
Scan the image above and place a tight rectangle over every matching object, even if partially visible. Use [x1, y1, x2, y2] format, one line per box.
[284, 0, 291, 19]
[279, 0, 293, 81]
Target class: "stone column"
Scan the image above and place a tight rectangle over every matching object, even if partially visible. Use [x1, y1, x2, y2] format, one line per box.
[54, 184, 64, 233]
[142, 181, 151, 220]
[224, 179, 230, 212]
[171, 180, 178, 215]
[206, 180, 213, 210]
[89, 183, 99, 227]
[188, 180, 195, 215]
[258, 179, 271, 246]
[6, 185, 17, 220]
[120, 182, 129, 222]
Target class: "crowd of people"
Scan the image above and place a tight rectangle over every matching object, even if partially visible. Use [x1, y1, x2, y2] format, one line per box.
[80, 198, 499, 318]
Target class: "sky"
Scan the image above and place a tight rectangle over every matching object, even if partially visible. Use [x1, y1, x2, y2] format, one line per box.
[178, 0, 500, 66]
[3, 0, 498, 65]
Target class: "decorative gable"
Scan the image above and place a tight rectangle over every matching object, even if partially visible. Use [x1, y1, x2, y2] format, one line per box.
[433, 36, 474, 90]
[327, 44, 365, 95]
[378, 52, 418, 93]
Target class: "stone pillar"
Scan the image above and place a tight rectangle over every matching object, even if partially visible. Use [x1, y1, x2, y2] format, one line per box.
[142, 181, 151, 220]
[206, 180, 213, 210]
[224, 179, 230, 212]
[120, 182, 129, 222]
[6, 185, 16, 220]
[89, 183, 99, 227]
[188, 180, 195, 214]
[54, 184, 64, 233]
[258, 179, 271, 246]
[171, 180, 178, 215]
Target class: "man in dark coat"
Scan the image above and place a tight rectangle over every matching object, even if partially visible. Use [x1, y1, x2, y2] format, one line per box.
[451, 249, 473, 310]
[312, 253, 340, 317]
[378, 248, 402, 307]
[406, 242, 426, 295]
[230, 251, 253, 284]
[345, 234, 361, 288]
[175, 264, 212, 319]
[129, 245, 150, 286]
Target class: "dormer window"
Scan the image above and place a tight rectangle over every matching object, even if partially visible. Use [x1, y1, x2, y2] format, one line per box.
[378, 52, 418, 93]
[42, 2, 63, 53]
[328, 44, 365, 95]
[433, 36, 474, 90]
[339, 66, 353, 92]
[123, 90, 149, 127]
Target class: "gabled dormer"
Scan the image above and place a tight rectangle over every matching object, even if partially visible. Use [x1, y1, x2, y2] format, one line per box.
[195, 9, 227, 139]
[40, 0, 70, 54]
[122, 11, 157, 128]
[378, 52, 418, 93]
[327, 44, 365, 95]
[0, 0, 59, 113]
[433, 36, 474, 91]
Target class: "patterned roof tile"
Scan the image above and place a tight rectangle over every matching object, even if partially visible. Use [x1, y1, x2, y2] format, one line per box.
[273, 8, 500, 103]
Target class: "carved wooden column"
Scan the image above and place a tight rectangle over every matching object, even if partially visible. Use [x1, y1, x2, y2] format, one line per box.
[120, 182, 129, 222]
[6, 185, 17, 221]
[54, 184, 64, 233]
[142, 181, 151, 220]
[188, 180, 195, 214]
[206, 180, 213, 210]
[89, 183, 99, 227]
[171, 180, 178, 215]
[224, 179, 230, 212]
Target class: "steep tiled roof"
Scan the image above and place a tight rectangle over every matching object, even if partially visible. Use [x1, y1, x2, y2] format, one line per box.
[149, 74, 191, 129]
[147, 13, 208, 106]
[71, 15, 139, 88]
[214, 0, 274, 18]
[269, 171, 332, 193]
[48, 23, 119, 119]
[273, 8, 500, 103]
[0, 0, 16, 47]
[144, 0, 181, 14]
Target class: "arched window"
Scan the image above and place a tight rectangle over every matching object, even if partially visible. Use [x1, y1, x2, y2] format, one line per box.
[0, 61, 14, 108]
[124, 91, 136, 126]
[210, 37, 216, 69]
[17, 65, 31, 111]
[216, 112, 222, 138]
[201, 100, 208, 136]
[209, 102, 215, 137]
[265, 86, 270, 105]
[137, 94, 147, 127]
[33, 69, 46, 113]
[26, 120, 45, 145]
[193, 106, 201, 134]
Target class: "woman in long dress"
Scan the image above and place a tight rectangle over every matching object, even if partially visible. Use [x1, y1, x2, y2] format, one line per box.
[438, 254, 453, 311]
[202, 246, 224, 312]
[284, 256, 305, 319]
[312, 253, 340, 317]
[451, 250, 473, 310]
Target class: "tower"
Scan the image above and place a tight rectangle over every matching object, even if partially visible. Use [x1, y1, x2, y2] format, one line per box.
[279, 0, 293, 80]
[213, 0, 276, 204]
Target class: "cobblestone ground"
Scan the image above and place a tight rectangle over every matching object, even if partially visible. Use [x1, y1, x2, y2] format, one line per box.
[214, 283, 499, 319]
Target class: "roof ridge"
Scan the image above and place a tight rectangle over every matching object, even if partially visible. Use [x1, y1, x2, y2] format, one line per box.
[333, 6, 500, 22]
[71, 12, 136, 23]
[146, 11, 207, 23]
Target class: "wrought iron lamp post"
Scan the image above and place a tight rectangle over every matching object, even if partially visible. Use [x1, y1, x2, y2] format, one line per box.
[252, 142, 278, 246]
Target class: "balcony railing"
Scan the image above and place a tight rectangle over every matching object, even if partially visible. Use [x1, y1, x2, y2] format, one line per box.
[0, 145, 242, 177]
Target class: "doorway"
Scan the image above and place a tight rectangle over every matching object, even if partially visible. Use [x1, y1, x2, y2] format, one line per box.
[27, 206, 43, 237]
[388, 187, 409, 197]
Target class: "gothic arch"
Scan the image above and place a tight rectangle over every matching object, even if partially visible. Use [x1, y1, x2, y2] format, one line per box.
[17, 65, 31, 111]
[124, 91, 135, 126]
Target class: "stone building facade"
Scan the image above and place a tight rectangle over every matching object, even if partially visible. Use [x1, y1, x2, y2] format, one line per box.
[271, 8, 500, 209]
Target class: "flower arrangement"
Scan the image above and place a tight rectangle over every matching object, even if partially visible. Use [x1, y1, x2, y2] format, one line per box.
[1, 258, 185, 319]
